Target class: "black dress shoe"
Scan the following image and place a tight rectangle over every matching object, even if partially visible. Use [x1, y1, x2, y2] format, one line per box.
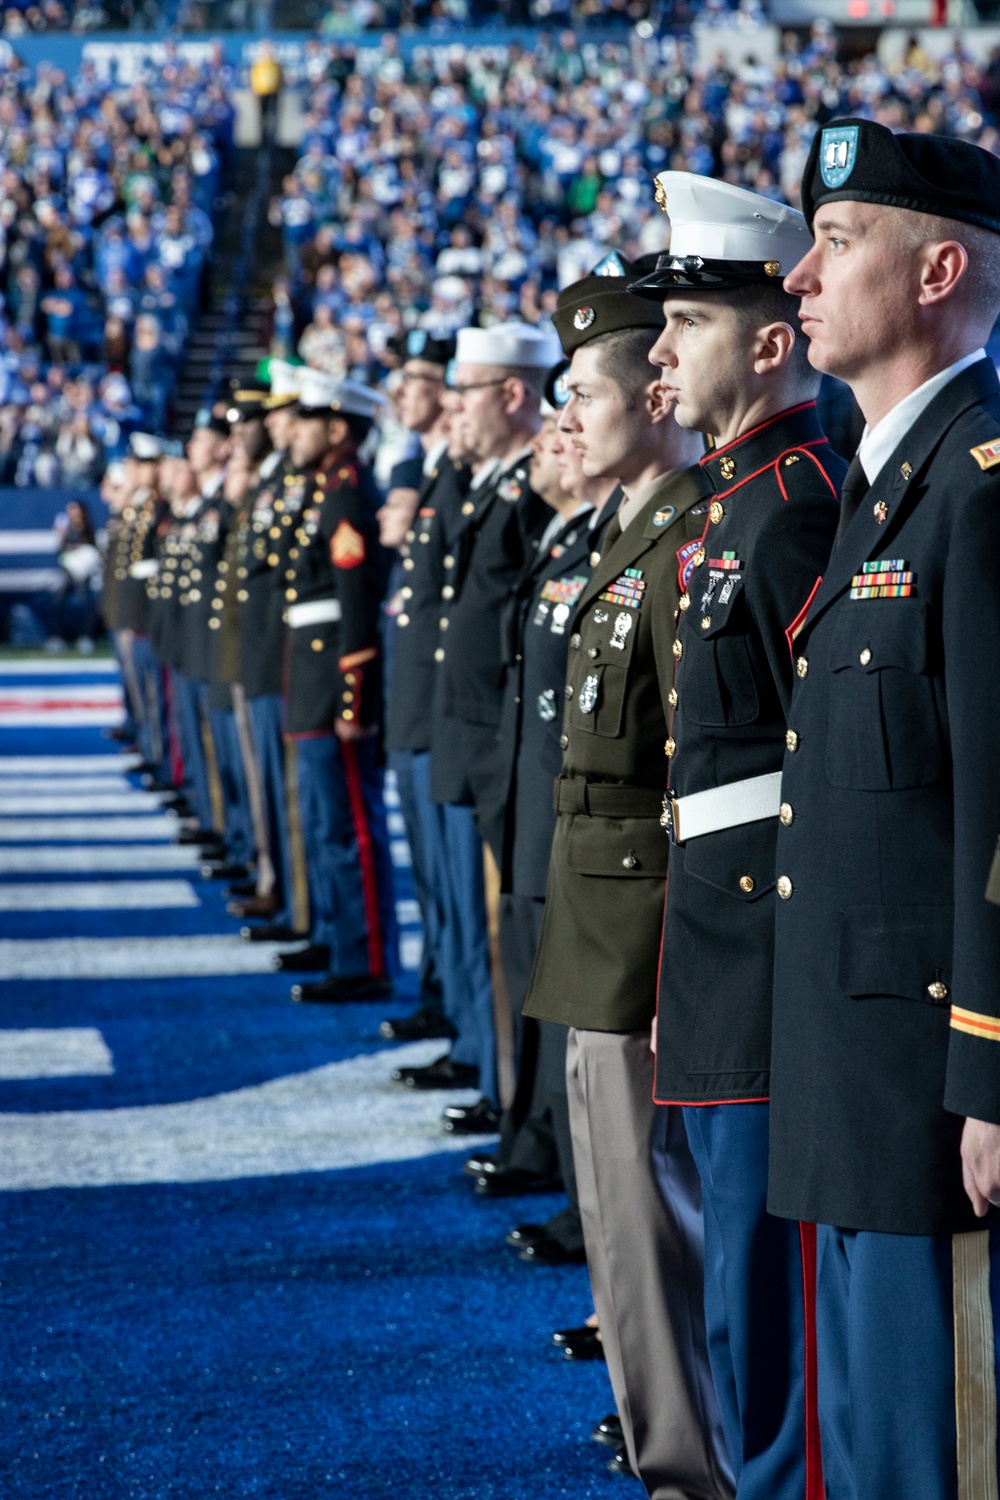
[607, 1444, 638, 1478]
[177, 827, 221, 846]
[591, 1414, 623, 1448]
[464, 1152, 498, 1178]
[561, 1329, 605, 1362]
[378, 1007, 456, 1042]
[271, 944, 330, 973]
[552, 1323, 597, 1346]
[473, 1167, 561, 1198]
[201, 862, 250, 881]
[505, 1223, 547, 1250]
[103, 726, 134, 743]
[393, 1056, 478, 1089]
[518, 1235, 588, 1267]
[241, 923, 308, 943]
[443, 1099, 500, 1135]
[291, 974, 394, 1004]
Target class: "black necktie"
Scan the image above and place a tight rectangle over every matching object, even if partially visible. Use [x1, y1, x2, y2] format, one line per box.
[836, 454, 870, 542]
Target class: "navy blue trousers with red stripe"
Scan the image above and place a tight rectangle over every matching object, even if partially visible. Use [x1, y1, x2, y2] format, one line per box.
[294, 733, 396, 979]
[683, 1102, 819, 1500]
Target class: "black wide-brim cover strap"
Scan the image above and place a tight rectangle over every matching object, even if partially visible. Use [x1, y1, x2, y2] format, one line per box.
[628, 254, 787, 299]
[801, 116, 1000, 234]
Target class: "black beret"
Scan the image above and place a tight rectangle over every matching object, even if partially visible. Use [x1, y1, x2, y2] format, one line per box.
[802, 118, 1000, 235]
[552, 252, 664, 357]
[388, 329, 456, 367]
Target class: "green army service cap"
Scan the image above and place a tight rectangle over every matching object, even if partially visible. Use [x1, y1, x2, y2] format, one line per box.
[552, 252, 665, 357]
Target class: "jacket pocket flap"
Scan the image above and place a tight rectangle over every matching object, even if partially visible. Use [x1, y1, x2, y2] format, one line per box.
[683, 817, 777, 902]
[566, 813, 669, 878]
[829, 600, 927, 673]
[837, 905, 952, 1003]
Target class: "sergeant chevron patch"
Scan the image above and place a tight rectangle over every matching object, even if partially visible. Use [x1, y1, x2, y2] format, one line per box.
[331, 519, 366, 568]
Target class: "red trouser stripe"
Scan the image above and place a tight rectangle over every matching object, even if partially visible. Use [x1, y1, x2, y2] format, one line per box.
[341, 739, 385, 978]
[799, 1221, 824, 1500]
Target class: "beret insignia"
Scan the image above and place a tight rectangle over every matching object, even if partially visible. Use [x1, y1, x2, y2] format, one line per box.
[573, 306, 596, 331]
[331, 520, 366, 568]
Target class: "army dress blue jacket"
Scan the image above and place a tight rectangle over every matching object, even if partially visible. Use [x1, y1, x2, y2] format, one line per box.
[768, 358, 1000, 1236]
[654, 402, 844, 1104]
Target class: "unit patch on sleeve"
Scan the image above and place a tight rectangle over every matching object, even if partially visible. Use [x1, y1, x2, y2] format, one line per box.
[677, 539, 702, 592]
[598, 567, 646, 610]
[331, 520, 366, 569]
[850, 559, 915, 599]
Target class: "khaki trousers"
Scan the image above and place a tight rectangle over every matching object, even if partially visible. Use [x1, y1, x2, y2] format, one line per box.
[567, 1027, 734, 1500]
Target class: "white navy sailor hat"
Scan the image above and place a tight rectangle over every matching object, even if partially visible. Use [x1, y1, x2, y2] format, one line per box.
[130, 432, 163, 461]
[630, 173, 811, 297]
[295, 367, 387, 420]
[455, 321, 562, 370]
[264, 358, 302, 409]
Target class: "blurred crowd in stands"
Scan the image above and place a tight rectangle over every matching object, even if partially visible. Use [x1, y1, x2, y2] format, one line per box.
[1, 24, 1000, 493]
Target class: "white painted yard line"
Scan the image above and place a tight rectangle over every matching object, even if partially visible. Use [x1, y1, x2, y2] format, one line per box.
[0, 935, 294, 980]
[0, 660, 118, 675]
[0, 793, 169, 814]
[0, 1042, 483, 1190]
[0, 817, 177, 842]
[0, 711, 125, 727]
[0, 685, 123, 703]
[0, 1028, 113, 1080]
[0, 755, 141, 774]
[0, 777, 134, 795]
[0, 845, 201, 873]
[0, 881, 199, 911]
[0, 529, 59, 554]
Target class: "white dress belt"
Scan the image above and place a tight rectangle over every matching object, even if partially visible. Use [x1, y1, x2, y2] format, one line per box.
[661, 771, 783, 845]
[287, 599, 342, 628]
[129, 559, 160, 579]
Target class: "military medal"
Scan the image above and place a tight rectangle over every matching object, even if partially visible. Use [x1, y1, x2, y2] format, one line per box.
[593, 608, 609, 624]
[850, 559, 916, 599]
[536, 689, 557, 721]
[551, 603, 570, 635]
[599, 567, 645, 610]
[579, 674, 599, 714]
[609, 611, 633, 650]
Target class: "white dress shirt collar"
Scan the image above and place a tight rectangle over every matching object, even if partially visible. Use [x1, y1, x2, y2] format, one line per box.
[857, 349, 987, 485]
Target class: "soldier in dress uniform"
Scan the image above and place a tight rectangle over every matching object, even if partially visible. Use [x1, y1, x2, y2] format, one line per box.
[118, 435, 170, 781]
[412, 321, 558, 1137]
[235, 360, 307, 942]
[523, 257, 732, 1498]
[766, 121, 1000, 1499]
[379, 331, 461, 1045]
[632, 174, 845, 1500]
[473, 381, 617, 1272]
[278, 368, 397, 1005]
[102, 460, 142, 751]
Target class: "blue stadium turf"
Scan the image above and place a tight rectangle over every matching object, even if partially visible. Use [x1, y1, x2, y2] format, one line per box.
[0, 705, 621, 1499]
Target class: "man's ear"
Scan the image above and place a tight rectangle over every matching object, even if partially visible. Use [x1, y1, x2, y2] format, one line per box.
[917, 239, 969, 308]
[753, 321, 797, 376]
[502, 375, 526, 416]
[647, 378, 674, 424]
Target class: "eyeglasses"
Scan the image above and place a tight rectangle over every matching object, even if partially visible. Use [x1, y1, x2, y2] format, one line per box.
[451, 377, 510, 397]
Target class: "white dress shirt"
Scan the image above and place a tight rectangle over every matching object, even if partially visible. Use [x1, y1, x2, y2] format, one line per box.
[857, 348, 987, 485]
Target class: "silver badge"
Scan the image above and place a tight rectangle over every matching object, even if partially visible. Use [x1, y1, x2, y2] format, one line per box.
[719, 575, 739, 607]
[550, 602, 570, 635]
[537, 689, 557, 722]
[573, 306, 596, 331]
[701, 571, 721, 612]
[593, 608, 609, 624]
[609, 611, 633, 651]
[578, 673, 599, 715]
[532, 601, 551, 627]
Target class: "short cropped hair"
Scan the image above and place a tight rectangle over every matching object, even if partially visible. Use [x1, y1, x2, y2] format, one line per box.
[590, 325, 663, 404]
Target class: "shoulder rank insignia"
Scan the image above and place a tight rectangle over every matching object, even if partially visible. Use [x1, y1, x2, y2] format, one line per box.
[971, 439, 1000, 471]
[331, 519, 366, 569]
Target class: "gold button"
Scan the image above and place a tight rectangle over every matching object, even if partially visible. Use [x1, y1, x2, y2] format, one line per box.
[236, 589, 249, 602]
[664, 737, 676, 757]
[269, 527, 281, 539]
[419, 533, 430, 544]
[237, 567, 248, 579]
[191, 570, 202, 582]
[779, 802, 793, 827]
[589, 551, 601, 566]
[218, 561, 229, 574]
[341, 709, 354, 722]
[439, 618, 448, 631]
[679, 594, 690, 611]
[441, 585, 454, 600]
[398, 614, 410, 627]
[672, 639, 683, 660]
[587, 647, 598, 660]
[208, 617, 220, 630]
[281, 515, 292, 526]
[559, 734, 569, 749]
[286, 569, 296, 580]
[434, 648, 445, 662]
[401, 587, 412, 600]
[564, 684, 573, 700]
[570, 634, 581, 649]
[189, 590, 201, 602]
[289, 549, 299, 560]
[310, 639, 324, 652]
[286, 589, 297, 601]
[622, 851, 638, 870]
[927, 981, 949, 1001]
[701, 616, 711, 631]
[267, 554, 279, 567]
[345, 673, 356, 685]
[739, 874, 755, 894]
[405, 530, 415, 543]
[777, 876, 793, 900]
[693, 548, 706, 567]
[859, 647, 872, 666]
[667, 688, 678, 708]
[796, 656, 808, 679]
[403, 557, 415, 572]
[274, 500, 284, 512]
[709, 501, 724, 524]
[211, 599, 223, 611]
[343, 690, 354, 703]
[785, 729, 799, 752]
[462, 501, 474, 516]
[719, 458, 735, 481]
[444, 555, 455, 568]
